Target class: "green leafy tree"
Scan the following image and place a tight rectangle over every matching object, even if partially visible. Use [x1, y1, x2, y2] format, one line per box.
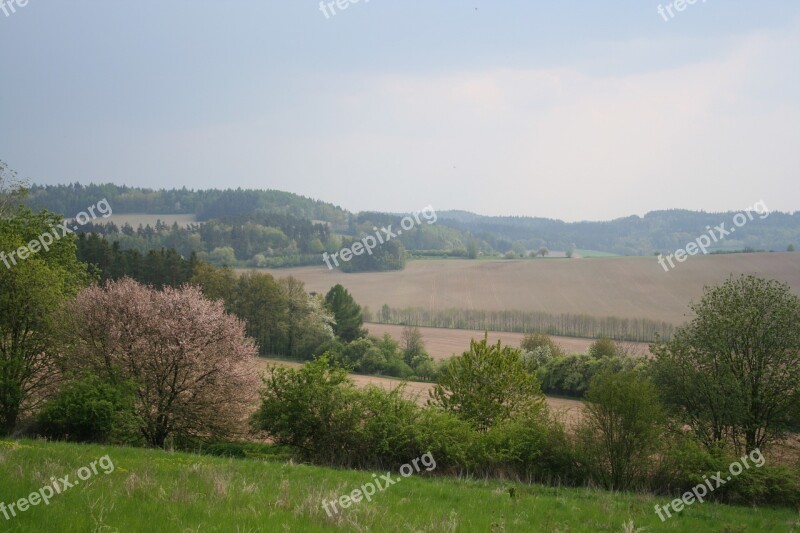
[521, 332, 565, 359]
[401, 325, 426, 366]
[651, 275, 800, 453]
[0, 161, 27, 219]
[466, 241, 479, 259]
[577, 370, 664, 490]
[430, 335, 543, 431]
[190, 261, 237, 302]
[279, 277, 334, 358]
[233, 271, 288, 355]
[0, 208, 90, 435]
[324, 284, 366, 342]
[588, 337, 618, 358]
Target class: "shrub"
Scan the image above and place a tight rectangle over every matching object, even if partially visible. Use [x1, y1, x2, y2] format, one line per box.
[521, 332, 564, 359]
[577, 370, 664, 490]
[251, 356, 365, 465]
[409, 407, 477, 474]
[383, 358, 414, 379]
[538, 353, 642, 398]
[38, 375, 140, 444]
[478, 402, 576, 483]
[653, 435, 800, 507]
[203, 442, 247, 459]
[723, 464, 800, 506]
[588, 337, 618, 358]
[651, 432, 728, 495]
[431, 335, 544, 431]
[357, 385, 420, 467]
[539, 354, 594, 396]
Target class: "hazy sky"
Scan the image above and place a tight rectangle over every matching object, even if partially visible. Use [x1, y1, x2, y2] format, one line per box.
[1, 1, 798, 221]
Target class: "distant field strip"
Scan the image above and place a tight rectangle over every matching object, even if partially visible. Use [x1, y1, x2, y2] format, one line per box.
[87, 213, 197, 227]
[375, 307, 673, 342]
[365, 324, 651, 358]
[258, 253, 800, 326]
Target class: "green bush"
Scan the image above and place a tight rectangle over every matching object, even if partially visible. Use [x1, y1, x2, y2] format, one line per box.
[203, 442, 247, 458]
[538, 353, 643, 398]
[651, 433, 726, 495]
[357, 385, 420, 466]
[251, 356, 365, 465]
[653, 436, 800, 507]
[477, 402, 575, 483]
[381, 356, 414, 379]
[576, 370, 664, 490]
[312, 335, 427, 381]
[521, 332, 564, 359]
[38, 375, 140, 444]
[431, 335, 544, 431]
[250, 357, 800, 504]
[409, 407, 478, 474]
[588, 337, 618, 358]
[723, 464, 800, 506]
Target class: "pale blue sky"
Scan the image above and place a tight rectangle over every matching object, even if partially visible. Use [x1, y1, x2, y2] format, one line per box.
[1, 1, 798, 220]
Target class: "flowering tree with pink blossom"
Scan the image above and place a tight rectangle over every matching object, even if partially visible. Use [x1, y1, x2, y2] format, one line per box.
[57, 278, 260, 447]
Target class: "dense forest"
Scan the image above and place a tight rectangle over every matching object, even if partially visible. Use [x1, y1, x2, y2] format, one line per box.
[25, 183, 350, 224]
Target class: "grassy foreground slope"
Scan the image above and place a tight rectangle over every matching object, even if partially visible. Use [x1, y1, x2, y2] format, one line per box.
[1, 440, 797, 532]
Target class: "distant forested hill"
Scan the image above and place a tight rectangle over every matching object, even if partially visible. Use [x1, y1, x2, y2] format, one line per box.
[23, 183, 800, 268]
[435, 209, 800, 256]
[25, 183, 350, 225]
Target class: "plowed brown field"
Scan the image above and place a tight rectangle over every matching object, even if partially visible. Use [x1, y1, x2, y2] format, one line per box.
[365, 323, 649, 360]
[254, 253, 800, 324]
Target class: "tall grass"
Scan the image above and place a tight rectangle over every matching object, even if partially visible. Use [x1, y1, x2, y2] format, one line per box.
[1, 439, 796, 532]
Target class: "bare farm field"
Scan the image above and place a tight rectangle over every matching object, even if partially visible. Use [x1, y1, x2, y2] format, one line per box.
[365, 323, 650, 360]
[258, 253, 800, 325]
[87, 213, 197, 227]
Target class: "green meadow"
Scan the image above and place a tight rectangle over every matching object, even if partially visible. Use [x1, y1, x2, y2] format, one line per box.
[1, 439, 797, 532]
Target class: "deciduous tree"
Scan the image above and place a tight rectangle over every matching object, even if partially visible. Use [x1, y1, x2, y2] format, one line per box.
[430, 335, 543, 431]
[651, 275, 800, 453]
[577, 370, 664, 490]
[0, 208, 89, 435]
[56, 278, 259, 447]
